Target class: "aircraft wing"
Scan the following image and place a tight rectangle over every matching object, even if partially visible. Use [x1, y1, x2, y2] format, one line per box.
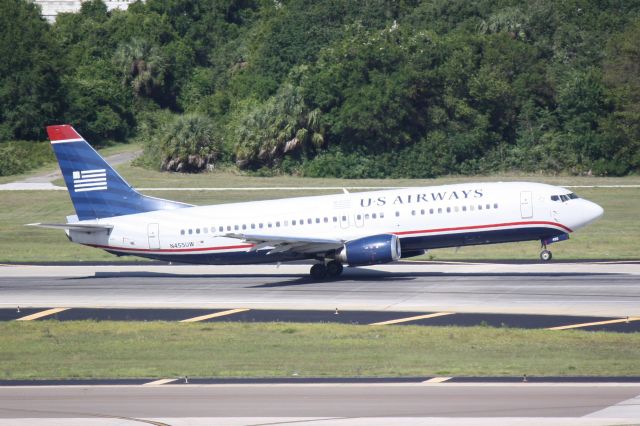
[27, 223, 113, 232]
[223, 233, 344, 255]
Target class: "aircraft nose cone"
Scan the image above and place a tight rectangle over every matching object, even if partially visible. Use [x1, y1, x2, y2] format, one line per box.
[576, 199, 603, 229]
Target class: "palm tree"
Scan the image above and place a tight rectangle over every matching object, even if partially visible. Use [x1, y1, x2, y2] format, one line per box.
[113, 38, 167, 98]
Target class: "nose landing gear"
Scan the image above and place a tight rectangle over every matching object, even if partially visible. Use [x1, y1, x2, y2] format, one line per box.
[540, 249, 552, 262]
[539, 241, 553, 262]
[309, 260, 344, 279]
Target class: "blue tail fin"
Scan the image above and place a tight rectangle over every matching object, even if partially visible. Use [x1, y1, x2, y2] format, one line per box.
[47, 125, 191, 220]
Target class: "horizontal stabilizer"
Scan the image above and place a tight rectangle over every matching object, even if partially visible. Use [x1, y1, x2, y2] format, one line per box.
[27, 223, 113, 232]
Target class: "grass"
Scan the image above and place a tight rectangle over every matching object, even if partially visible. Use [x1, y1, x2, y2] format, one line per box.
[1, 322, 638, 380]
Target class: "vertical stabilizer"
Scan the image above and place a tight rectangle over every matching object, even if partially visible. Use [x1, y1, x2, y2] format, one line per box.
[48, 125, 191, 220]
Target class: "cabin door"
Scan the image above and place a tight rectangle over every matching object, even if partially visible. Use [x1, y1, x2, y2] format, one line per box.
[147, 223, 160, 249]
[520, 191, 533, 219]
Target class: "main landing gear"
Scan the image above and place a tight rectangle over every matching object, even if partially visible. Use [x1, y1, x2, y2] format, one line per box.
[309, 260, 344, 280]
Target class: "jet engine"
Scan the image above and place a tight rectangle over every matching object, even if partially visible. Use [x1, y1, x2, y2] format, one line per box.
[336, 234, 401, 266]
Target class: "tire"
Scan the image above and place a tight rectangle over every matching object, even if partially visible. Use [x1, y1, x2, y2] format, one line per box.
[326, 261, 343, 277]
[310, 263, 327, 279]
[540, 250, 552, 262]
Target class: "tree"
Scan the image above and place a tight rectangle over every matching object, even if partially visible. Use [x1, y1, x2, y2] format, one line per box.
[0, 0, 63, 141]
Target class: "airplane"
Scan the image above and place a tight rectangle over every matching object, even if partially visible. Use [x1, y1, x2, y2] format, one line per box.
[30, 125, 604, 279]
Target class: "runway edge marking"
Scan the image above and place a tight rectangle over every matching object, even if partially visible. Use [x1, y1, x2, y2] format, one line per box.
[180, 308, 250, 323]
[547, 316, 640, 330]
[15, 308, 69, 321]
[369, 312, 454, 326]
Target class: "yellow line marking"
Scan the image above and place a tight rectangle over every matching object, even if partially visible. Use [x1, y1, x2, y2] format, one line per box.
[180, 308, 249, 323]
[143, 378, 179, 386]
[370, 312, 454, 326]
[547, 317, 640, 330]
[16, 308, 69, 321]
[423, 377, 452, 383]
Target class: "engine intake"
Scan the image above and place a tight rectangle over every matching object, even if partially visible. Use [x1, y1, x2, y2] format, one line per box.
[337, 234, 401, 266]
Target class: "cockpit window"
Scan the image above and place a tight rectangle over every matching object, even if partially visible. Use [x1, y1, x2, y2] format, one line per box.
[551, 193, 579, 202]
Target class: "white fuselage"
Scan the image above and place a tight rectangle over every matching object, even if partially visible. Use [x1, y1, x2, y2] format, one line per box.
[66, 182, 603, 265]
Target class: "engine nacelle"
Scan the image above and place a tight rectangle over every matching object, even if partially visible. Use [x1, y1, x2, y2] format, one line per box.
[337, 234, 401, 266]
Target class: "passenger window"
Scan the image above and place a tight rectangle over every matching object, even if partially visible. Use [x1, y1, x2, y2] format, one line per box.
[446, 207, 451, 213]
[307, 219, 312, 224]
[478, 205, 482, 210]
[380, 212, 384, 218]
[333, 217, 338, 222]
[411, 210, 416, 216]
[494, 203, 498, 209]
[342, 215, 347, 221]
[462, 206, 467, 212]
[180, 230, 185, 235]
[437, 208, 442, 214]
[188, 229, 193, 235]
[486, 204, 490, 209]
[219, 226, 223, 232]
[259, 223, 264, 229]
[242, 224, 246, 230]
[276, 221, 280, 227]
[234, 225, 239, 231]
[395, 211, 400, 217]
[196, 228, 200, 234]
[315, 218, 320, 224]
[429, 209, 434, 214]
[268, 223, 272, 228]
[421, 209, 425, 215]
[324, 217, 328, 223]
[226, 226, 231, 231]
[372, 213, 377, 219]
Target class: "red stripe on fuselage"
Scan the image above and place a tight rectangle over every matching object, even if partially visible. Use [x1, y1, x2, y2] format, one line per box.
[87, 221, 571, 255]
[393, 220, 572, 236]
[89, 243, 255, 253]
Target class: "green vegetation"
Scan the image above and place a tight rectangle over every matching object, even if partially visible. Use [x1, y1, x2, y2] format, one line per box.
[1, 0, 640, 177]
[1, 322, 638, 379]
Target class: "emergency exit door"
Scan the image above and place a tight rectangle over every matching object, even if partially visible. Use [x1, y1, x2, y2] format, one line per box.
[520, 191, 533, 219]
[148, 223, 160, 249]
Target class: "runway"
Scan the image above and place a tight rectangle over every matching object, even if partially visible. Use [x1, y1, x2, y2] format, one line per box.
[0, 383, 639, 425]
[1, 262, 639, 317]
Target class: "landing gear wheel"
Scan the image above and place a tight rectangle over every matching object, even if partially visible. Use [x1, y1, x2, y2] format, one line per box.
[310, 263, 327, 280]
[540, 250, 552, 262]
[326, 261, 344, 277]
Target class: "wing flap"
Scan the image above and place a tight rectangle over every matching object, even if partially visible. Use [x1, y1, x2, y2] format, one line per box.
[223, 233, 343, 255]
